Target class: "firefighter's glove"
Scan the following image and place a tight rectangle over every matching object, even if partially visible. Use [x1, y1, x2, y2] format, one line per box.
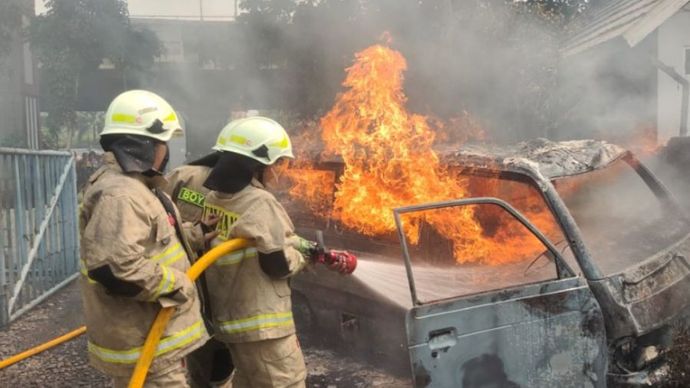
[288, 235, 318, 259]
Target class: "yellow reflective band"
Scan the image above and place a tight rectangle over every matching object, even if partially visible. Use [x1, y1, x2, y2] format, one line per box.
[161, 251, 185, 267]
[152, 243, 185, 266]
[230, 134, 250, 146]
[152, 243, 181, 260]
[163, 112, 177, 122]
[215, 247, 258, 266]
[219, 312, 294, 334]
[166, 267, 176, 294]
[88, 320, 205, 364]
[270, 134, 289, 150]
[79, 260, 97, 284]
[111, 113, 137, 124]
[151, 265, 175, 301]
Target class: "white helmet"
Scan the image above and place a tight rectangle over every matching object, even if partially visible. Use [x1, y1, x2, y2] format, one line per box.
[213, 116, 294, 165]
[101, 90, 183, 142]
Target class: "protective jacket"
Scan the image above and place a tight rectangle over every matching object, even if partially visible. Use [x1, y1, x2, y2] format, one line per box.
[167, 172, 304, 343]
[203, 180, 305, 343]
[79, 153, 209, 376]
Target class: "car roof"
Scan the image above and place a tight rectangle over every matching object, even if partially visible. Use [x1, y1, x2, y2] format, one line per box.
[441, 138, 628, 180]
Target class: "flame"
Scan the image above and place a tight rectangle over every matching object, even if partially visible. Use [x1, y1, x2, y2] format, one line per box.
[283, 43, 561, 264]
[628, 124, 659, 157]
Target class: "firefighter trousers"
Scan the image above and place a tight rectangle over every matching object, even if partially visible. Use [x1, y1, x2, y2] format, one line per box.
[111, 359, 189, 388]
[228, 334, 307, 388]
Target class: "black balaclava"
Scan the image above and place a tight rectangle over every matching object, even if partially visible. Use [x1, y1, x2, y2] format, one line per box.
[203, 152, 265, 194]
[100, 134, 169, 176]
[188, 151, 221, 167]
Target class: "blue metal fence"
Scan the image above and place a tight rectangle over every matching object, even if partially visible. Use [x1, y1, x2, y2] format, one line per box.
[0, 148, 79, 326]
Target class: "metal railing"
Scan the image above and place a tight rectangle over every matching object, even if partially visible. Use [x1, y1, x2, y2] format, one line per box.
[0, 148, 79, 326]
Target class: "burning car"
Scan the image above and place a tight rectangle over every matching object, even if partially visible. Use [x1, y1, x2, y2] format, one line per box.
[280, 138, 690, 387]
[268, 41, 690, 387]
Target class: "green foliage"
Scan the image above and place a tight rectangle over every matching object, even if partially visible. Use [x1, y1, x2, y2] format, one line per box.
[511, 0, 601, 29]
[0, 131, 25, 147]
[31, 0, 160, 148]
[40, 111, 104, 149]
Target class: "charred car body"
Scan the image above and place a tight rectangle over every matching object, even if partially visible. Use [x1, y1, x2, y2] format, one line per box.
[280, 138, 690, 387]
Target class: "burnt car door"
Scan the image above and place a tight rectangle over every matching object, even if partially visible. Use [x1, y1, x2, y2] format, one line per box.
[394, 198, 607, 388]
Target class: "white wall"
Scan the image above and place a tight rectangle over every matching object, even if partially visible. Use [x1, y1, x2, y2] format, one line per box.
[657, 9, 690, 142]
[127, 0, 237, 20]
[35, 0, 238, 20]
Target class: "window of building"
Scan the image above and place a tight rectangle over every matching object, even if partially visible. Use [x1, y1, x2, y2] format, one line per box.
[685, 47, 690, 75]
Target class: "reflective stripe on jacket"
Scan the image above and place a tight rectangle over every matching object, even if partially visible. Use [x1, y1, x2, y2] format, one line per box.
[218, 311, 294, 335]
[87, 320, 206, 364]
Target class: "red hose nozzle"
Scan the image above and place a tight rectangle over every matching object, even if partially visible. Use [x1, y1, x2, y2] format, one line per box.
[319, 250, 357, 274]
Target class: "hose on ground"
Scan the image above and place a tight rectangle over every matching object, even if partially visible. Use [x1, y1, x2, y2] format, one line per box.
[0, 238, 249, 388]
[0, 326, 87, 369]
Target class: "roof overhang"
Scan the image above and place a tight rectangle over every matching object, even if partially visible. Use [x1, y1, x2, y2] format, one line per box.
[562, 0, 690, 57]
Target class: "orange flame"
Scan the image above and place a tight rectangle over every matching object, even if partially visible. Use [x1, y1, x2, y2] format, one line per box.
[284, 43, 561, 264]
[628, 124, 659, 157]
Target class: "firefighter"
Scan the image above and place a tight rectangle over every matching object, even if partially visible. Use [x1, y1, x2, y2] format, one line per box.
[79, 90, 209, 387]
[168, 116, 309, 387]
[165, 157, 233, 388]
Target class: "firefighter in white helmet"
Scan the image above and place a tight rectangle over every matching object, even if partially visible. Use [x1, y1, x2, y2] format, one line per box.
[79, 90, 211, 387]
[166, 116, 310, 387]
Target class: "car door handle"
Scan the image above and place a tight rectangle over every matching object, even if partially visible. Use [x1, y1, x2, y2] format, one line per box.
[428, 327, 457, 356]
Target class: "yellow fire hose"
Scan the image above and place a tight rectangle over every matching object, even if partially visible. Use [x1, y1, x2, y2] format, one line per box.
[0, 238, 249, 388]
[128, 238, 249, 387]
[0, 326, 87, 369]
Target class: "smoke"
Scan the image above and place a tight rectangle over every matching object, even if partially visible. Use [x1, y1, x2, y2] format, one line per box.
[171, 0, 653, 149]
[555, 37, 658, 144]
[264, 0, 566, 144]
[18, 1, 670, 155]
[107, 0, 573, 155]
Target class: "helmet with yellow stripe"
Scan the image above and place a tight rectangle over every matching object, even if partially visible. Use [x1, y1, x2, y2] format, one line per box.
[213, 116, 294, 165]
[101, 90, 183, 142]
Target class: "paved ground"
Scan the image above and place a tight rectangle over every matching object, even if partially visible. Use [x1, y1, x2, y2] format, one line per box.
[0, 281, 406, 387]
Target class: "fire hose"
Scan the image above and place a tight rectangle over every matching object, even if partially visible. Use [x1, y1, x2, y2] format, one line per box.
[0, 238, 250, 384]
[0, 326, 87, 370]
[127, 238, 250, 387]
[0, 235, 357, 387]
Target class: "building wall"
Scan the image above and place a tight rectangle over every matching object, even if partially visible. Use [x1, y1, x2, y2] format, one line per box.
[0, 0, 39, 149]
[657, 8, 690, 142]
[126, 0, 237, 21]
